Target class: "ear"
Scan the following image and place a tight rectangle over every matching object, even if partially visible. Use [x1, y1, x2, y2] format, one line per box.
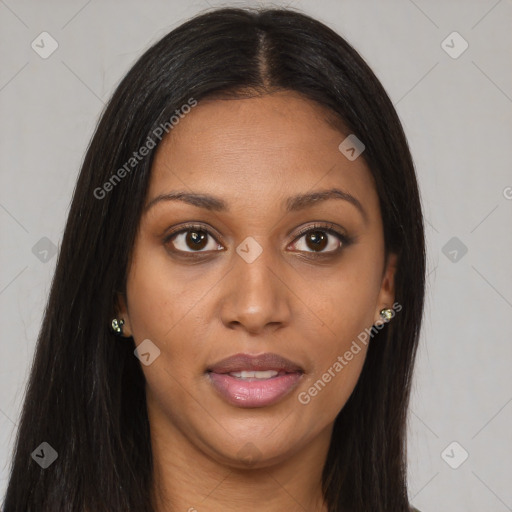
[115, 292, 133, 337]
[374, 252, 398, 325]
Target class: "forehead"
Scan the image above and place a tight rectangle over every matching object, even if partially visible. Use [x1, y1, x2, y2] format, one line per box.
[148, 91, 378, 216]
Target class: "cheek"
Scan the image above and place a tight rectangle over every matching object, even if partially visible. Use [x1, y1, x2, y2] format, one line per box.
[125, 240, 210, 343]
[124, 243, 215, 386]
[294, 249, 382, 420]
[124, 254, 205, 414]
[297, 283, 373, 426]
[306, 248, 383, 347]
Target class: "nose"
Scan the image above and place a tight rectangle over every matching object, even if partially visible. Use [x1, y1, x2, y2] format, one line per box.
[219, 239, 292, 335]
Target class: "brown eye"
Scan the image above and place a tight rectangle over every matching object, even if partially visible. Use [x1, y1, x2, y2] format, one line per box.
[291, 225, 347, 254]
[303, 230, 328, 251]
[184, 230, 208, 250]
[166, 227, 223, 253]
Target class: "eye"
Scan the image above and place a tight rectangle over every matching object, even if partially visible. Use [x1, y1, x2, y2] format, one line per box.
[164, 222, 351, 256]
[165, 224, 223, 253]
[290, 223, 349, 254]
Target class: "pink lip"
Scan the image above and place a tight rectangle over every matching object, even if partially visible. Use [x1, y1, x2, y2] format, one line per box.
[206, 353, 304, 408]
[207, 372, 303, 408]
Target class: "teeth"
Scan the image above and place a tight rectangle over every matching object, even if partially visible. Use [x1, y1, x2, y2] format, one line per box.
[229, 370, 279, 379]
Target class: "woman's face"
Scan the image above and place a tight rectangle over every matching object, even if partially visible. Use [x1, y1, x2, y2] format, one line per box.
[119, 91, 396, 469]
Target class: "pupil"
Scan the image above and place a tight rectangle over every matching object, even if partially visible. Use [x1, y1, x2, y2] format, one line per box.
[308, 231, 327, 251]
[183, 230, 330, 252]
[188, 230, 207, 249]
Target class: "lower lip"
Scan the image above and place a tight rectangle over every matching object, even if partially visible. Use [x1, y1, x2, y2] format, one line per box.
[207, 372, 303, 408]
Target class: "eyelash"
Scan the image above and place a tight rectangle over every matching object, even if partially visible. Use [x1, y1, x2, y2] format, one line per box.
[163, 222, 352, 258]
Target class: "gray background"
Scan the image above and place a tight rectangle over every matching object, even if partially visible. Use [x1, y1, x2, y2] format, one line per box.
[1, 0, 511, 511]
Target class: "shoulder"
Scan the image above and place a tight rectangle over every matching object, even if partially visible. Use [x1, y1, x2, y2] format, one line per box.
[410, 507, 422, 512]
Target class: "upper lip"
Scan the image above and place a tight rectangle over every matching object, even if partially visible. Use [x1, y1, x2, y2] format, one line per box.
[207, 353, 304, 374]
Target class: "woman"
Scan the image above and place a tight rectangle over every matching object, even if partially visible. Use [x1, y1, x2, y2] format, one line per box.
[2, 6, 425, 512]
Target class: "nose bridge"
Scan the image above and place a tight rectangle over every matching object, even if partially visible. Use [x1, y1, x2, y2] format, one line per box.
[220, 235, 291, 332]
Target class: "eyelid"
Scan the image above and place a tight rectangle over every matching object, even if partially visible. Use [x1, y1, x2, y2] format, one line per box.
[163, 221, 351, 254]
[163, 222, 225, 253]
[289, 222, 350, 254]
[292, 222, 346, 242]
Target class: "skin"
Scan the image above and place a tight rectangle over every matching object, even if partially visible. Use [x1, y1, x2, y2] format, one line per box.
[117, 90, 397, 512]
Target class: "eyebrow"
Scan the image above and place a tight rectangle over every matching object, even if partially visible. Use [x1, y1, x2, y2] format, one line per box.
[144, 187, 367, 222]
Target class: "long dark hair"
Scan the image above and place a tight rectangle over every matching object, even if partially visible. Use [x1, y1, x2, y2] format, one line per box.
[2, 6, 425, 512]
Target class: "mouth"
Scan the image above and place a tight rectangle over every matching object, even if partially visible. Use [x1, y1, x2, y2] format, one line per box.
[206, 353, 304, 408]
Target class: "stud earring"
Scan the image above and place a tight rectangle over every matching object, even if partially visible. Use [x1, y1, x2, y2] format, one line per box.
[379, 308, 394, 323]
[111, 318, 125, 336]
